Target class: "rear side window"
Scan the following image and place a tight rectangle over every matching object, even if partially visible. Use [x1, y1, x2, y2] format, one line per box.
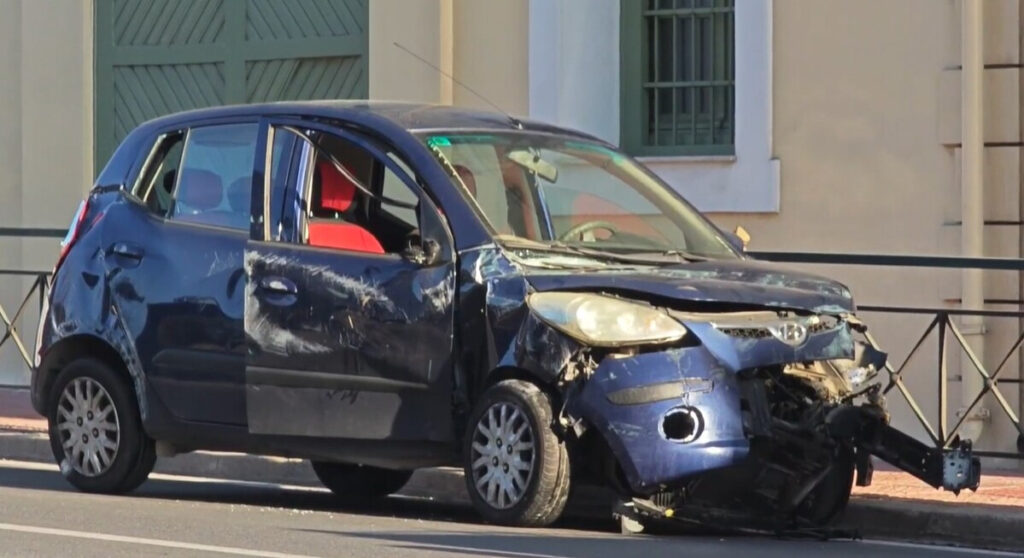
[171, 123, 259, 230]
[135, 132, 185, 216]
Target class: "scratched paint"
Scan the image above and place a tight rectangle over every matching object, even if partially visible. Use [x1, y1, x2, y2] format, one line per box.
[33, 103, 962, 526]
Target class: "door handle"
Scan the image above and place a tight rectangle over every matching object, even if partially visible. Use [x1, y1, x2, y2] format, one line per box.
[111, 242, 144, 260]
[257, 276, 298, 296]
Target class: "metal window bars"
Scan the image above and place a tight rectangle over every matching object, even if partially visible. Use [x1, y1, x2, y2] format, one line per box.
[642, 0, 734, 150]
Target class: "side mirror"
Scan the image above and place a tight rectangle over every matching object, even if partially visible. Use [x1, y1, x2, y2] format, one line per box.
[725, 225, 751, 252]
[403, 232, 442, 266]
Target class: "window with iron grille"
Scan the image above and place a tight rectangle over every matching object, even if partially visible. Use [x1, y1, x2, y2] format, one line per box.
[621, 0, 735, 156]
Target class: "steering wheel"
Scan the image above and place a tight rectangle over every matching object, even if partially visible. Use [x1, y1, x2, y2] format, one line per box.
[558, 220, 620, 242]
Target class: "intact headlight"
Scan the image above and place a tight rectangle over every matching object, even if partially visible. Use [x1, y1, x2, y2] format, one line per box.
[527, 292, 687, 347]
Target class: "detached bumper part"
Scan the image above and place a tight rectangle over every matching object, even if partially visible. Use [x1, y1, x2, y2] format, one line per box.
[828, 405, 981, 494]
[942, 441, 982, 493]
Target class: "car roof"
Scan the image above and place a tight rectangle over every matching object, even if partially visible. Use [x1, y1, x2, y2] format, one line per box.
[132, 101, 610, 145]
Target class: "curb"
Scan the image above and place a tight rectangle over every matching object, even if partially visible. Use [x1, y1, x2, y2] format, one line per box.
[842, 497, 1024, 551]
[1, 430, 1020, 551]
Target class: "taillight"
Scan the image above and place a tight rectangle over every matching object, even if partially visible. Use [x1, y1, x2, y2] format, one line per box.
[54, 199, 90, 272]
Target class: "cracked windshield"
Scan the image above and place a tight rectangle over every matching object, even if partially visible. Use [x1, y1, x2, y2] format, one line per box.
[423, 133, 737, 263]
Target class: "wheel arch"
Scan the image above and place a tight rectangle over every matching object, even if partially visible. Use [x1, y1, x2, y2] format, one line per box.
[35, 334, 137, 416]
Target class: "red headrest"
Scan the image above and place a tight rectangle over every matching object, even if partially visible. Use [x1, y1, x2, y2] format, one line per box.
[318, 160, 356, 212]
[453, 164, 477, 197]
[178, 169, 223, 211]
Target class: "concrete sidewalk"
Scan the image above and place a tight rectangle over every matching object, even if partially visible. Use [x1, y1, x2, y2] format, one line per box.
[2, 387, 1022, 550]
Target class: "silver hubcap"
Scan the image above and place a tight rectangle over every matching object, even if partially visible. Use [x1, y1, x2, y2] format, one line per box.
[470, 402, 535, 509]
[56, 377, 120, 477]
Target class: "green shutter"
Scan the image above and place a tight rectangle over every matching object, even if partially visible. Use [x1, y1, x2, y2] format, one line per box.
[94, 0, 368, 171]
[620, 0, 734, 157]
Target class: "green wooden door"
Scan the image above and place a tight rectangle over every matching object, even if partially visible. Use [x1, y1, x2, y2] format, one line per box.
[94, 0, 368, 168]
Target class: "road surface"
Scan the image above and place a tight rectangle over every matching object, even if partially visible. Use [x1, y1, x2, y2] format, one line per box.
[0, 459, 1016, 558]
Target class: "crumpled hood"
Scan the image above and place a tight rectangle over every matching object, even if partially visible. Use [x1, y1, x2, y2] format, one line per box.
[523, 258, 854, 314]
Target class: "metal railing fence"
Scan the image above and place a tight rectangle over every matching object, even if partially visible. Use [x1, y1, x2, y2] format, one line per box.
[749, 251, 1024, 459]
[1, 228, 1022, 457]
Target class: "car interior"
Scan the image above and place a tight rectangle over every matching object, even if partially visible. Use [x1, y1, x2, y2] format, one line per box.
[302, 134, 421, 255]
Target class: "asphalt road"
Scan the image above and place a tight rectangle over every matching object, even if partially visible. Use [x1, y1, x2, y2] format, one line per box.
[0, 460, 1017, 558]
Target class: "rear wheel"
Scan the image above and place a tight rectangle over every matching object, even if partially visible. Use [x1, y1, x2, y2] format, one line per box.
[47, 358, 156, 493]
[310, 461, 413, 504]
[464, 379, 570, 527]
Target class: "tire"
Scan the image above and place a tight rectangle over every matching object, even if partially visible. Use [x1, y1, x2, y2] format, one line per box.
[798, 452, 855, 526]
[310, 461, 413, 504]
[47, 358, 156, 493]
[464, 379, 570, 527]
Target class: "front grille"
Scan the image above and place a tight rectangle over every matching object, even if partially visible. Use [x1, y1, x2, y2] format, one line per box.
[719, 327, 772, 339]
[717, 318, 840, 340]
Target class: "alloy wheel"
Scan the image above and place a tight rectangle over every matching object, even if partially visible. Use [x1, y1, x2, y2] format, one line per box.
[55, 377, 120, 477]
[470, 402, 536, 509]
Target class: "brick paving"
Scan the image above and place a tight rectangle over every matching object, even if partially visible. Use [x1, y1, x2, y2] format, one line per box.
[0, 387, 45, 431]
[854, 469, 1024, 508]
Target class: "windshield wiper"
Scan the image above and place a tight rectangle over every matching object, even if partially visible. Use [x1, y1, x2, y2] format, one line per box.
[624, 249, 711, 263]
[497, 236, 623, 262]
[496, 236, 701, 265]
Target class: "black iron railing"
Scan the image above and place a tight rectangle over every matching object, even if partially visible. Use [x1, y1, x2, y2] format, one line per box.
[0, 271, 50, 388]
[750, 251, 1024, 460]
[2, 230, 1023, 457]
[0, 228, 58, 388]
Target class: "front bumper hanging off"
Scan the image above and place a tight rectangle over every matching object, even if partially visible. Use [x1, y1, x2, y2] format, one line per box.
[566, 318, 981, 531]
[827, 402, 981, 494]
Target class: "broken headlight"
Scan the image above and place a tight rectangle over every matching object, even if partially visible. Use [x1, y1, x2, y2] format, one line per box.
[844, 364, 879, 390]
[528, 292, 687, 347]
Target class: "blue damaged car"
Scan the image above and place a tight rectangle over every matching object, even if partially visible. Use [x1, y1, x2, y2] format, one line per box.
[33, 102, 978, 531]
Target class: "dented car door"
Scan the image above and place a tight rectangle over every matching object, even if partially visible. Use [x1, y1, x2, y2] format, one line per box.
[243, 121, 457, 443]
[102, 122, 259, 427]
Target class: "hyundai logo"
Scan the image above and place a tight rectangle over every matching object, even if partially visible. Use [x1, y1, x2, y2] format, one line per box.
[768, 321, 809, 346]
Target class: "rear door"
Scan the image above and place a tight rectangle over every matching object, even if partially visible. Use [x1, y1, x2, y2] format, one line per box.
[105, 121, 261, 426]
[244, 122, 457, 443]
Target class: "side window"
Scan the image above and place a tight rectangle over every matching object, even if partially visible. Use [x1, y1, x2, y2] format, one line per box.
[293, 130, 424, 255]
[380, 155, 420, 229]
[135, 132, 185, 216]
[170, 123, 259, 230]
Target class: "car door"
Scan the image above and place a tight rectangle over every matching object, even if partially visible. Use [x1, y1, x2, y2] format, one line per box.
[104, 121, 261, 426]
[244, 121, 457, 443]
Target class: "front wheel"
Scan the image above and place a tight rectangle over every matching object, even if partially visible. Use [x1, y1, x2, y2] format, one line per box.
[798, 452, 855, 526]
[47, 358, 156, 493]
[310, 461, 413, 504]
[464, 379, 570, 527]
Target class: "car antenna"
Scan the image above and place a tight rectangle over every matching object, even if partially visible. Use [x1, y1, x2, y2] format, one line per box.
[393, 41, 524, 130]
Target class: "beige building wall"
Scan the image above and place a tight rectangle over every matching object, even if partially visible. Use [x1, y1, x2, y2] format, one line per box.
[369, 0, 530, 114]
[369, 0, 447, 104]
[713, 0, 1023, 457]
[0, 0, 93, 386]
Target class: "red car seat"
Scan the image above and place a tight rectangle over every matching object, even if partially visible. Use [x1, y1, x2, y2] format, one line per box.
[307, 159, 384, 254]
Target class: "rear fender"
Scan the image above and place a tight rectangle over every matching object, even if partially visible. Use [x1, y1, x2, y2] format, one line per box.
[35, 216, 148, 418]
